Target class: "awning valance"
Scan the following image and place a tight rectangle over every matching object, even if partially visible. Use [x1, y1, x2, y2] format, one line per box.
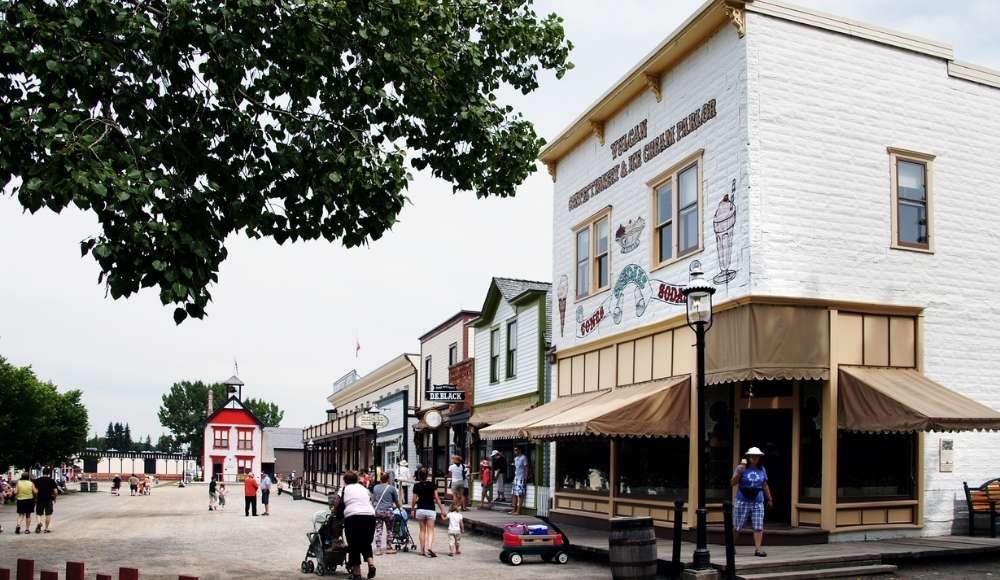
[838, 366, 1000, 433]
[706, 304, 829, 385]
[479, 391, 606, 440]
[469, 399, 537, 429]
[526, 375, 691, 439]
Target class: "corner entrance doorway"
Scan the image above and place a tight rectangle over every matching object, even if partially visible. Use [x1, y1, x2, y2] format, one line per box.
[739, 409, 792, 525]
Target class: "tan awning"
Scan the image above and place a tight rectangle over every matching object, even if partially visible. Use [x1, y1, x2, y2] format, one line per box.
[526, 376, 691, 439]
[479, 391, 606, 440]
[468, 399, 537, 428]
[706, 304, 830, 385]
[838, 366, 1000, 432]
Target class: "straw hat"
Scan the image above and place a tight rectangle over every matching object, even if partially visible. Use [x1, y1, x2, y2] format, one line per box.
[398, 460, 408, 467]
[491, 450, 500, 456]
[745, 447, 764, 456]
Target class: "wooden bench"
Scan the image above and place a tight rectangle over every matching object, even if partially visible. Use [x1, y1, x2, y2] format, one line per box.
[963, 479, 1000, 537]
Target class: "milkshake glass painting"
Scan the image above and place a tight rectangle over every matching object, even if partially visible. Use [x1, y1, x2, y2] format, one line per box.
[713, 179, 738, 284]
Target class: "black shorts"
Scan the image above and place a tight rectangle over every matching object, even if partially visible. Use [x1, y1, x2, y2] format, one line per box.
[36, 499, 54, 516]
[261, 489, 270, 505]
[16, 499, 35, 515]
[130, 484, 137, 491]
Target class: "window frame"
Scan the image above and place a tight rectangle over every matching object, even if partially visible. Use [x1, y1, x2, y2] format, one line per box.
[212, 427, 229, 450]
[423, 356, 432, 400]
[889, 147, 935, 254]
[489, 326, 501, 383]
[649, 150, 705, 271]
[448, 342, 458, 367]
[572, 206, 613, 299]
[236, 428, 254, 451]
[505, 318, 518, 379]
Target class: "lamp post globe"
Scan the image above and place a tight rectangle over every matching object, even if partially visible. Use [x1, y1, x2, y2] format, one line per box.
[682, 260, 715, 570]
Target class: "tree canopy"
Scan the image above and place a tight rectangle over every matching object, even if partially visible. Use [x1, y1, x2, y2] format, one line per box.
[0, 356, 89, 468]
[0, 0, 572, 323]
[157, 379, 285, 459]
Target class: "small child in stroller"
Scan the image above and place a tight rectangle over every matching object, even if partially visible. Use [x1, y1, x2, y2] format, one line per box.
[301, 507, 347, 576]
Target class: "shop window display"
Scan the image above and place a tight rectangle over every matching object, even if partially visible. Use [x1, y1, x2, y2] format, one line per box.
[837, 431, 916, 500]
[799, 382, 822, 502]
[556, 440, 610, 494]
[705, 387, 733, 501]
[618, 437, 688, 499]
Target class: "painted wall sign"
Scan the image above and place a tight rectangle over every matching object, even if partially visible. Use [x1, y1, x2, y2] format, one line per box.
[426, 383, 466, 402]
[568, 99, 718, 211]
[713, 178, 738, 284]
[610, 119, 648, 160]
[939, 439, 954, 472]
[615, 217, 645, 254]
[557, 275, 569, 337]
[577, 264, 688, 337]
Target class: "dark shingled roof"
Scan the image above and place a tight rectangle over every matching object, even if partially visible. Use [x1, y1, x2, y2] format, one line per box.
[494, 277, 551, 302]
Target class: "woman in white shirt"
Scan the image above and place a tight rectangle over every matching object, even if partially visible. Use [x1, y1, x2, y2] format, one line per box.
[341, 471, 377, 578]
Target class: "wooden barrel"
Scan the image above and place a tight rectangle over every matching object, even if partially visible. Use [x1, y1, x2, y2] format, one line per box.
[609, 516, 658, 580]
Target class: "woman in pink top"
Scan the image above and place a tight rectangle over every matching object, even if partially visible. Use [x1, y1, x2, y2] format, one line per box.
[341, 470, 377, 578]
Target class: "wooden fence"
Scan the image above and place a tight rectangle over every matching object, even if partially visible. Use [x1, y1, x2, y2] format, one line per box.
[0, 559, 199, 580]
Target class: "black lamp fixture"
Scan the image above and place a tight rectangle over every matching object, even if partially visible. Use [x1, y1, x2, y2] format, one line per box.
[682, 260, 716, 570]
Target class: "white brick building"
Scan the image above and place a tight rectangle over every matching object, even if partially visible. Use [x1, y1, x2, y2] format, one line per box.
[519, 0, 1000, 541]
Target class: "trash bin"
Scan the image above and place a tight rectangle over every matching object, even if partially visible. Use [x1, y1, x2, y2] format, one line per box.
[80, 482, 89, 492]
[89, 481, 98, 493]
[292, 483, 303, 500]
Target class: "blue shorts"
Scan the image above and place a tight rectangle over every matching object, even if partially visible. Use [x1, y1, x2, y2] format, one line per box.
[512, 478, 526, 497]
[735, 498, 764, 532]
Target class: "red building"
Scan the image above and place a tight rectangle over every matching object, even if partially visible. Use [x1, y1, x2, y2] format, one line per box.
[203, 395, 263, 482]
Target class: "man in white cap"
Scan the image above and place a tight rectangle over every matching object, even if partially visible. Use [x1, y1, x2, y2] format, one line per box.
[731, 447, 773, 557]
[490, 450, 508, 504]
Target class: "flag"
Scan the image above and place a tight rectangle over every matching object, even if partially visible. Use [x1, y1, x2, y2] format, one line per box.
[355, 339, 361, 358]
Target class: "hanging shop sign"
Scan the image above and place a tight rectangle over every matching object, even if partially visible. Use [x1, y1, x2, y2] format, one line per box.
[358, 413, 390, 429]
[568, 98, 717, 211]
[427, 384, 466, 402]
[424, 410, 443, 429]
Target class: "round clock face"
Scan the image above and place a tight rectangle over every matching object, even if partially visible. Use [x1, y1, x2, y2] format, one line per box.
[425, 410, 442, 429]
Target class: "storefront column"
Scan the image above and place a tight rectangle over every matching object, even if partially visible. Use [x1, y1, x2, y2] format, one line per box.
[915, 315, 925, 528]
[791, 383, 801, 526]
[609, 438, 618, 517]
[820, 309, 840, 531]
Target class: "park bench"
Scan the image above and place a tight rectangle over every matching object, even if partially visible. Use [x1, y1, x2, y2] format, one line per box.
[963, 478, 1000, 537]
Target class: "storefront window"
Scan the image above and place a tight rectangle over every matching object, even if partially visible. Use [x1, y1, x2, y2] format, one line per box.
[556, 440, 610, 494]
[837, 431, 916, 500]
[705, 386, 733, 501]
[799, 382, 822, 502]
[618, 438, 688, 499]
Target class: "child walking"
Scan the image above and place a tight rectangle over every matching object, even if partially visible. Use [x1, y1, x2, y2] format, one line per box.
[217, 483, 227, 512]
[443, 503, 464, 556]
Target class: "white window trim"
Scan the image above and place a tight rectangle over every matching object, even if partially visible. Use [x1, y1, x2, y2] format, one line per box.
[489, 325, 501, 384]
[649, 149, 705, 271]
[505, 316, 518, 380]
[572, 206, 613, 300]
[889, 147, 935, 254]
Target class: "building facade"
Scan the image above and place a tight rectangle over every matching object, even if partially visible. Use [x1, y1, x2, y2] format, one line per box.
[471, 278, 553, 514]
[415, 311, 479, 485]
[492, 0, 1000, 540]
[203, 396, 264, 483]
[262, 427, 304, 480]
[303, 355, 419, 495]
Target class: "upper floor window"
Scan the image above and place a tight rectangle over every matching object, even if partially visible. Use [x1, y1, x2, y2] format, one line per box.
[424, 356, 432, 396]
[213, 428, 229, 449]
[652, 153, 703, 268]
[237, 429, 253, 450]
[490, 327, 500, 383]
[506, 319, 518, 378]
[448, 343, 458, 367]
[889, 148, 934, 252]
[574, 208, 611, 299]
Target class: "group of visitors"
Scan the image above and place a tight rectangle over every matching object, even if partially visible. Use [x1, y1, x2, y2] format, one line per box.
[474, 447, 529, 515]
[206, 472, 274, 517]
[5, 468, 59, 535]
[110, 473, 153, 496]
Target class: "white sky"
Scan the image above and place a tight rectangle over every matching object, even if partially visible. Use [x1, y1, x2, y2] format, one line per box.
[2, 1, 997, 440]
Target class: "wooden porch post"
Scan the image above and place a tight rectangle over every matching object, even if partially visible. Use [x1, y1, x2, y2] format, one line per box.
[820, 309, 840, 531]
[609, 438, 618, 520]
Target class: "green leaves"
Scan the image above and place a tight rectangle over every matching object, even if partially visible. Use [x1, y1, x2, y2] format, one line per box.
[0, 0, 572, 322]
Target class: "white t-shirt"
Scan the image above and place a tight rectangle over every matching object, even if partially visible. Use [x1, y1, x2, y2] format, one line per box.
[342, 483, 376, 518]
[448, 463, 465, 484]
[447, 511, 463, 534]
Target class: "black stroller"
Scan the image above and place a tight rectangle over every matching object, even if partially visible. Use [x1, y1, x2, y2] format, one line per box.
[301, 510, 347, 575]
[390, 507, 417, 553]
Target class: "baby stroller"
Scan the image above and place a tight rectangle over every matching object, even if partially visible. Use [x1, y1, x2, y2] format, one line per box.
[390, 507, 417, 553]
[301, 510, 347, 575]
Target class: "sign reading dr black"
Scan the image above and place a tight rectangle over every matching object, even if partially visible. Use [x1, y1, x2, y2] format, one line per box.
[426, 384, 466, 402]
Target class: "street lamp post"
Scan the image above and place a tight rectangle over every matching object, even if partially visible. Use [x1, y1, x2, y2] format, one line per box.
[682, 261, 716, 571]
[368, 406, 381, 474]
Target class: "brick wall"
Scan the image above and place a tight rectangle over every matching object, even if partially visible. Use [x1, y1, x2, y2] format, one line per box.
[448, 357, 474, 414]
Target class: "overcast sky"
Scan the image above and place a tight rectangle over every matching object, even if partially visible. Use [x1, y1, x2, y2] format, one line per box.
[2, 1, 997, 441]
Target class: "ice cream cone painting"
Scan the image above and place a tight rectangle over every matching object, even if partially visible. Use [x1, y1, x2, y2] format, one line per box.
[713, 178, 738, 284]
[557, 275, 569, 337]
